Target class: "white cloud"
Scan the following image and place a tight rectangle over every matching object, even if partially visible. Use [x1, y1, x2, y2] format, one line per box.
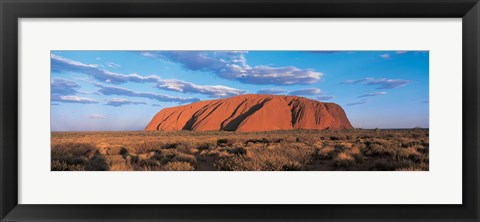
[379, 53, 391, 59]
[88, 114, 107, 119]
[357, 91, 387, 98]
[313, 95, 335, 101]
[140, 52, 155, 57]
[105, 98, 147, 107]
[95, 83, 200, 104]
[289, 88, 322, 95]
[156, 79, 246, 98]
[257, 88, 288, 94]
[346, 100, 368, 106]
[105, 62, 121, 69]
[51, 78, 80, 96]
[143, 51, 323, 85]
[343, 77, 411, 89]
[51, 54, 160, 84]
[53, 95, 98, 104]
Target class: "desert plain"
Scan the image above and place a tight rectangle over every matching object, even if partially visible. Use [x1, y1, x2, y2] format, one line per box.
[51, 129, 429, 171]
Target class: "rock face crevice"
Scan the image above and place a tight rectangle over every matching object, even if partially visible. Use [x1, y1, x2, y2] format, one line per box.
[145, 94, 353, 132]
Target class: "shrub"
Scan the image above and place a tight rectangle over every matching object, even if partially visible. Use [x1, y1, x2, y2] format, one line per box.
[172, 153, 197, 164]
[282, 162, 303, 171]
[137, 159, 161, 171]
[163, 162, 194, 171]
[163, 143, 178, 149]
[317, 147, 335, 160]
[119, 147, 129, 156]
[105, 155, 133, 171]
[217, 139, 229, 147]
[51, 142, 97, 159]
[334, 151, 355, 168]
[51, 160, 85, 171]
[227, 147, 247, 155]
[197, 142, 214, 151]
[215, 143, 314, 171]
[84, 155, 109, 171]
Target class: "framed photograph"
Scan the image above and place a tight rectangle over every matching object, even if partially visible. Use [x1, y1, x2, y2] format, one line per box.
[1, 0, 479, 221]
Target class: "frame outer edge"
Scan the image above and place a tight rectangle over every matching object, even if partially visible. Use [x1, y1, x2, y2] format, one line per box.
[1, 0, 480, 221]
[0, 0, 5, 220]
[476, 3, 480, 221]
[473, 3, 479, 221]
[463, 2, 480, 221]
[0, 0, 3, 218]
[0, 0, 19, 221]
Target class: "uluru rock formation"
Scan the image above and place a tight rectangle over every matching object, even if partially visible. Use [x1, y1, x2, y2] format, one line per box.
[145, 94, 353, 132]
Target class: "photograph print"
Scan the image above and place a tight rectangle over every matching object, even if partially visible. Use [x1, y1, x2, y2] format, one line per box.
[51, 50, 429, 171]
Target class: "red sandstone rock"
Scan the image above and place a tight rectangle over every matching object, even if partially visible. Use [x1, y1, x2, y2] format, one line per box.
[145, 94, 353, 132]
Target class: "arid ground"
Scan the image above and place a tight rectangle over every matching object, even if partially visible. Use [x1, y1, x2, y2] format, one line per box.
[51, 129, 428, 171]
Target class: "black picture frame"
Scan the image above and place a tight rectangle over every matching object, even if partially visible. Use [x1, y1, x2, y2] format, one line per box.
[1, 0, 479, 221]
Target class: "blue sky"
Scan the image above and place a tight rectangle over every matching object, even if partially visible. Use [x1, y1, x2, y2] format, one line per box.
[51, 50, 429, 131]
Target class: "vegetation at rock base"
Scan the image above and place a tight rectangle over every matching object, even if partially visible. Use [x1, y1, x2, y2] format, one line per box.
[51, 129, 429, 171]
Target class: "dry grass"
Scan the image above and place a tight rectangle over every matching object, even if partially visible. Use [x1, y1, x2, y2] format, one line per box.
[51, 128, 429, 171]
[215, 143, 314, 171]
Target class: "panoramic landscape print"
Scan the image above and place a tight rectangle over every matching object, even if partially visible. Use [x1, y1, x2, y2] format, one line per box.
[51, 50, 429, 171]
